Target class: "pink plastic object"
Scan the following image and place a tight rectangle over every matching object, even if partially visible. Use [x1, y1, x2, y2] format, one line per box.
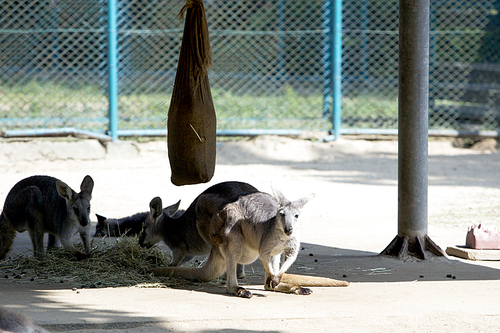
[466, 224, 500, 250]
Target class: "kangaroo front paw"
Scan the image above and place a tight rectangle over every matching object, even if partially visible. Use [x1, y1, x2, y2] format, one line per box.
[265, 275, 282, 289]
[235, 287, 253, 298]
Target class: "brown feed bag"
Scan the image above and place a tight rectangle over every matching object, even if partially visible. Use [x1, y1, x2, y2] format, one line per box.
[167, 0, 216, 186]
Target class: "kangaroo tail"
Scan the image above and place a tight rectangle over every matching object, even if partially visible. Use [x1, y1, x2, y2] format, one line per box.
[281, 273, 349, 287]
[0, 212, 16, 260]
[149, 247, 226, 283]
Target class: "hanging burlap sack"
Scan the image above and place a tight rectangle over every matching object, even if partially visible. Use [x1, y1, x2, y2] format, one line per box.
[167, 0, 216, 186]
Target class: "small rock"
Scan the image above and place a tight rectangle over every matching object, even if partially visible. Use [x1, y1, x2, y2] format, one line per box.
[314, 259, 318, 262]
[309, 253, 314, 256]
[343, 274, 347, 278]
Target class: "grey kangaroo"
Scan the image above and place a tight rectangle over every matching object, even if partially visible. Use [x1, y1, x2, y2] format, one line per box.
[139, 181, 258, 272]
[150, 189, 349, 298]
[94, 200, 183, 237]
[0, 307, 50, 333]
[0, 175, 94, 260]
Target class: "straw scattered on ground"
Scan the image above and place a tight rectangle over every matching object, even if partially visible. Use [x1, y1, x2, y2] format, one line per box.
[0, 236, 220, 289]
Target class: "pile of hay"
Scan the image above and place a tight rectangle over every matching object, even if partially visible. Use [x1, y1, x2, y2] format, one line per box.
[0, 237, 191, 288]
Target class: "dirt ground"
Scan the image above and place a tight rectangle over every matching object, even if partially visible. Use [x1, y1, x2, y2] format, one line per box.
[0, 134, 500, 332]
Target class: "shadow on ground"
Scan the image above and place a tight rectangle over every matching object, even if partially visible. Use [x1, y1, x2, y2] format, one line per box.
[2, 236, 500, 332]
[289, 242, 500, 283]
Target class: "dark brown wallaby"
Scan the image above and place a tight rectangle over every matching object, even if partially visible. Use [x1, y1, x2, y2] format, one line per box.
[0, 175, 94, 260]
[150, 189, 349, 298]
[139, 181, 257, 272]
[94, 200, 183, 237]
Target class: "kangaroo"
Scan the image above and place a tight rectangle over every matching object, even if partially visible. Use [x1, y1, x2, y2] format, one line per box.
[149, 189, 349, 298]
[0, 307, 50, 333]
[139, 181, 258, 271]
[94, 200, 183, 237]
[0, 175, 94, 260]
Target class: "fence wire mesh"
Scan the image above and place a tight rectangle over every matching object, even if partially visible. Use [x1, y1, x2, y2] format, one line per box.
[342, 0, 500, 132]
[0, 0, 499, 137]
[0, 1, 109, 131]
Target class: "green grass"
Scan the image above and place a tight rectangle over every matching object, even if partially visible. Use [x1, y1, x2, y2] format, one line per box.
[0, 81, 401, 132]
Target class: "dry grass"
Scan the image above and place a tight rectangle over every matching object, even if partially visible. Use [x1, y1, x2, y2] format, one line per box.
[0, 236, 213, 289]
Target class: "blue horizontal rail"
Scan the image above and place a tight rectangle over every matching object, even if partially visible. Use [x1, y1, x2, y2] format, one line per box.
[3, 128, 111, 141]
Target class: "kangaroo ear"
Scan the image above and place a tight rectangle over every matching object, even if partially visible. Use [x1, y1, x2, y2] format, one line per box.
[80, 175, 94, 200]
[271, 187, 290, 207]
[164, 200, 181, 217]
[95, 214, 107, 225]
[149, 197, 164, 221]
[56, 180, 75, 201]
[293, 193, 315, 210]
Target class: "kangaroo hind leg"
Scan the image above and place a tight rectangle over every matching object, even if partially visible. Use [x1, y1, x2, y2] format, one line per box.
[150, 247, 226, 283]
[225, 253, 252, 298]
[14, 186, 45, 258]
[0, 213, 16, 260]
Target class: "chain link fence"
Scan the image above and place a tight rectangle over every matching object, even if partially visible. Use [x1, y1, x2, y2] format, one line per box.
[1, 0, 499, 139]
[0, 1, 108, 132]
[342, 0, 500, 132]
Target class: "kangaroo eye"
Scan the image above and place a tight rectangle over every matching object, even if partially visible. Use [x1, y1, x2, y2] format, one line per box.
[280, 211, 285, 217]
[73, 207, 80, 215]
[295, 214, 299, 218]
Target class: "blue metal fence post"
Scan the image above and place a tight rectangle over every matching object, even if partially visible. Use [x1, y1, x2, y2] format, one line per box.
[361, 0, 369, 88]
[108, 0, 119, 141]
[323, 0, 343, 141]
[332, 0, 342, 140]
[277, 0, 286, 87]
[322, 0, 333, 120]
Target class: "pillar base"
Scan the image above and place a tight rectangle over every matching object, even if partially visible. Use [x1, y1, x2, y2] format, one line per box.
[380, 234, 446, 260]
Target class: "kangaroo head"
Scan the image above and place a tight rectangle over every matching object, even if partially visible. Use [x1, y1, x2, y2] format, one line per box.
[94, 214, 109, 237]
[273, 188, 314, 237]
[139, 196, 164, 248]
[56, 175, 94, 227]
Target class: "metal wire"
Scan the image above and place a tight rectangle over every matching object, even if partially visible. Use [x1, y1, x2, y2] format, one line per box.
[0, 0, 499, 137]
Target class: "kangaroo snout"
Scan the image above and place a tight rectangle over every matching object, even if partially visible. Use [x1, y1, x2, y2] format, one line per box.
[80, 219, 89, 227]
[284, 226, 293, 236]
[138, 236, 153, 248]
[78, 211, 90, 227]
[139, 240, 147, 248]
